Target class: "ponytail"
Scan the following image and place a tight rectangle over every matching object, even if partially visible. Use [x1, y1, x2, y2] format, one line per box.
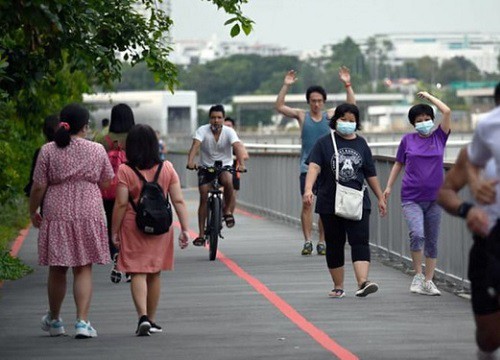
[54, 123, 71, 148]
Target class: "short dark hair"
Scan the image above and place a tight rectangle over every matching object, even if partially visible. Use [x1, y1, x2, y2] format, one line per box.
[306, 85, 327, 103]
[110, 103, 135, 133]
[329, 103, 361, 131]
[408, 104, 434, 126]
[55, 103, 89, 148]
[209, 104, 225, 117]
[224, 116, 235, 126]
[494, 82, 500, 106]
[126, 124, 161, 170]
[101, 118, 109, 127]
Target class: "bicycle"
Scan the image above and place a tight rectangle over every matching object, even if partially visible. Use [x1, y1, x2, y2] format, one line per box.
[188, 161, 246, 261]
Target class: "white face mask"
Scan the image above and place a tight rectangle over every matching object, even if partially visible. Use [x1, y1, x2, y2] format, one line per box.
[415, 120, 433, 135]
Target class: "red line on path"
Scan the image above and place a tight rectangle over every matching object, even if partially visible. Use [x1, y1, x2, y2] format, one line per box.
[174, 218, 358, 360]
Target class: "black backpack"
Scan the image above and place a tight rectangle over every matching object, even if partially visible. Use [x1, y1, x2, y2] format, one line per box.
[126, 162, 173, 235]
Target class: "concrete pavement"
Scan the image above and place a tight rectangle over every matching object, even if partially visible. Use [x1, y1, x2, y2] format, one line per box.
[0, 189, 477, 359]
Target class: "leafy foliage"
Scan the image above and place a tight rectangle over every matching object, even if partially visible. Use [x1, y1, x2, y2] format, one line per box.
[0, 0, 253, 267]
[0, 251, 33, 281]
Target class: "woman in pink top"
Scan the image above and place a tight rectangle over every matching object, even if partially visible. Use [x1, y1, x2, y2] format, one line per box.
[112, 124, 190, 336]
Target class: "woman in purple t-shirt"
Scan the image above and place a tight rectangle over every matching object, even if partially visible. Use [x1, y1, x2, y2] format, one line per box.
[383, 91, 451, 296]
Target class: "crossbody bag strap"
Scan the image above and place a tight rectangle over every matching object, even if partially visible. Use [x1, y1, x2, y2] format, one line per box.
[330, 130, 339, 183]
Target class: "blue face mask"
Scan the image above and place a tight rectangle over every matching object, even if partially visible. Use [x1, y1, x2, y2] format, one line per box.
[415, 120, 434, 135]
[336, 121, 356, 135]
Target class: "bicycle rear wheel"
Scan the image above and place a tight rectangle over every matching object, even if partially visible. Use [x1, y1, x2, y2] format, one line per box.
[208, 196, 221, 261]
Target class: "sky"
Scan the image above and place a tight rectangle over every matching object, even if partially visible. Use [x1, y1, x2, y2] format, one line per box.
[171, 0, 500, 53]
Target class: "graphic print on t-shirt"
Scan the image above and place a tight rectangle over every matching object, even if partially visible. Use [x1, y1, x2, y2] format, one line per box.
[330, 148, 363, 182]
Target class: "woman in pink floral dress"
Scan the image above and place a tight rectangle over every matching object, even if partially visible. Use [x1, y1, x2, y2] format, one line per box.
[29, 103, 114, 339]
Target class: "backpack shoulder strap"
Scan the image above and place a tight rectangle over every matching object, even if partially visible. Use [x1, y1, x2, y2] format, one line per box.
[125, 163, 147, 212]
[125, 163, 147, 183]
[152, 162, 163, 184]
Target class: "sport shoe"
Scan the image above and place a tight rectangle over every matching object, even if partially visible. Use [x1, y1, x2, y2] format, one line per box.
[136, 315, 151, 336]
[410, 273, 425, 293]
[41, 312, 66, 336]
[355, 281, 379, 297]
[301, 241, 313, 255]
[316, 242, 326, 255]
[110, 253, 122, 284]
[75, 320, 97, 339]
[328, 289, 345, 298]
[149, 322, 163, 333]
[418, 280, 441, 296]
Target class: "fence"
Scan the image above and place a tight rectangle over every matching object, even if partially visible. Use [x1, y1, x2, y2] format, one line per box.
[167, 140, 473, 291]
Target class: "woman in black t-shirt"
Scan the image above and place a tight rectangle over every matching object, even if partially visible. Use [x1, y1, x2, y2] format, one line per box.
[304, 103, 387, 299]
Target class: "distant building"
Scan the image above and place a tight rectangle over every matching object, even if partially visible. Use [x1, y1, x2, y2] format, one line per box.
[171, 31, 500, 74]
[83, 90, 197, 136]
[359, 32, 500, 74]
[170, 34, 287, 66]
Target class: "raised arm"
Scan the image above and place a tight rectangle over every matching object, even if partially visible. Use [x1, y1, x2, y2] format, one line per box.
[326, 66, 356, 118]
[339, 66, 355, 105]
[275, 70, 305, 123]
[417, 91, 451, 134]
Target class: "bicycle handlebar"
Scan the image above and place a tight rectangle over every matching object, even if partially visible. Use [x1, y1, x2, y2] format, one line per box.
[186, 165, 247, 173]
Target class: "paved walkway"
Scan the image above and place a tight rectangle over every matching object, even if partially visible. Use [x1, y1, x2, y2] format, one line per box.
[0, 189, 477, 359]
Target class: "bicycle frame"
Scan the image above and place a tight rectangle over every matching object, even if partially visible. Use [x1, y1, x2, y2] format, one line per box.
[188, 161, 244, 261]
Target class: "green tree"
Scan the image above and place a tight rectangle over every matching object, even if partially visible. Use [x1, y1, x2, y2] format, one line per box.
[324, 37, 370, 92]
[114, 62, 165, 91]
[415, 56, 440, 84]
[178, 55, 300, 103]
[436, 56, 482, 85]
[365, 36, 394, 90]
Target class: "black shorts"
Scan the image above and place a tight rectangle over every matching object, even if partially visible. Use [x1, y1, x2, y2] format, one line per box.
[469, 222, 500, 316]
[198, 168, 231, 187]
[232, 173, 240, 191]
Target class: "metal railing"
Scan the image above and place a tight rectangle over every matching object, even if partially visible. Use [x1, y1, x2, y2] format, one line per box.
[167, 139, 473, 291]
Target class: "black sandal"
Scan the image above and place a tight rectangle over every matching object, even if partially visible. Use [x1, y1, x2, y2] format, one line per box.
[223, 214, 235, 228]
[193, 237, 205, 247]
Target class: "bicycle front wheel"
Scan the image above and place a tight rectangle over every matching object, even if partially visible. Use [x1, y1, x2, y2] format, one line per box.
[208, 196, 221, 261]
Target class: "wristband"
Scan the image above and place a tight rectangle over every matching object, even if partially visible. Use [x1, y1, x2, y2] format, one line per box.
[457, 202, 473, 219]
[344, 83, 351, 88]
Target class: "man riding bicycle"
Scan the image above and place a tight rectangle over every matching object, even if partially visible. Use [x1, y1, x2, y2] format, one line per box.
[187, 104, 247, 246]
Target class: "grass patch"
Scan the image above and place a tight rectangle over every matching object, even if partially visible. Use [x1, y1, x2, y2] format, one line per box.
[0, 195, 33, 281]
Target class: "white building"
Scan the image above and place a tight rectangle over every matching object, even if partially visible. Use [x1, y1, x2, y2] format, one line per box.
[362, 32, 500, 74]
[170, 34, 287, 66]
[83, 90, 197, 136]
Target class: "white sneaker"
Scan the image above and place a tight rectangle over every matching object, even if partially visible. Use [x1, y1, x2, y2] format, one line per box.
[75, 320, 98, 338]
[41, 312, 66, 336]
[418, 280, 441, 296]
[410, 273, 425, 293]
